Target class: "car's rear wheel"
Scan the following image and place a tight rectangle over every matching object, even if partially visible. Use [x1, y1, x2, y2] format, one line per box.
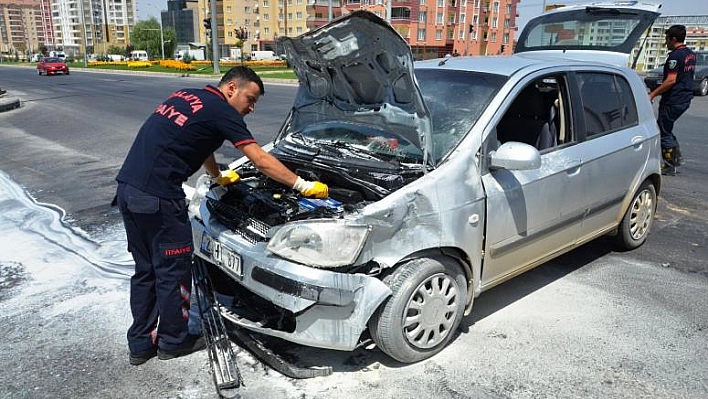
[697, 78, 708, 97]
[369, 256, 467, 363]
[37, 70, 42, 75]
[616, 180, 656, 250]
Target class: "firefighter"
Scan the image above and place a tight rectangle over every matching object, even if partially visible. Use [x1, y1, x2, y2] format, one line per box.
[116, 66, 328, 365]
[649, 24, 696, 175]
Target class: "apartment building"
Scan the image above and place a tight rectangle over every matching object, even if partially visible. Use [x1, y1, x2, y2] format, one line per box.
[185, 0, 519, 60]
[0, 0, 44, 57]
[51, 0, 136, 56]
[631, 15, 708, 71]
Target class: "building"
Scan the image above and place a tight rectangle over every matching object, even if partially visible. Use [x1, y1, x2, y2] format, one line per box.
[161, 0, 200, 48]
[631, 15, 708, 71]
[187, 0, 519, 61]
[0, 0, 44, 58]
[49, 0, 136, 57]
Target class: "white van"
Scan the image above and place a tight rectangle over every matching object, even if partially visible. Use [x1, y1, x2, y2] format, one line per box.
[250, 50, 278, 61]
[130, 50, 149, 61]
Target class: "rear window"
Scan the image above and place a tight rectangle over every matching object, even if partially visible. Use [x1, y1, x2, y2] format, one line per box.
[516, 7, 659, 54]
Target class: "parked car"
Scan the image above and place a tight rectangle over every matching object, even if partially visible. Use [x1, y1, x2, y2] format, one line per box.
[37, 57, 69, 76]
[186, 4, 662, 363]
[644, 51, 708, 96]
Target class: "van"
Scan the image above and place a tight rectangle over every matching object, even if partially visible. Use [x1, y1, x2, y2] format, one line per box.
[250, 50, 278, 61]
[130, 50, 149, 61]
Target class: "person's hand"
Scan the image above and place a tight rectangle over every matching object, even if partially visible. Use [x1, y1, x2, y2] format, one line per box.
[215, 169, 240, 186]
[293, 177, 329, 198]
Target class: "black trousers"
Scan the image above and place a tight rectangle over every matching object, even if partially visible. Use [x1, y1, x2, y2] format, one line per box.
[116, 183, 194, 354]
[657, 101, 690, 149]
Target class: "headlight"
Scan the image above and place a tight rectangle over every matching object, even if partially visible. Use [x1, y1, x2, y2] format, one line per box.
[266, 221, 370, 268]
[187, 174, 213, 220]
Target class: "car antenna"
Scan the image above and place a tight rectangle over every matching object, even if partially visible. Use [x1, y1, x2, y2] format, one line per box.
[438, 58, 449, 66]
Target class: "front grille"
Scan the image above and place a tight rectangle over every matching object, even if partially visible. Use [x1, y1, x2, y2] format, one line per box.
[206, 198, 271, 245]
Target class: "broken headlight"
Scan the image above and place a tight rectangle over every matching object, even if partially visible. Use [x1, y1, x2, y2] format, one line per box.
[266, 220, 369, 268]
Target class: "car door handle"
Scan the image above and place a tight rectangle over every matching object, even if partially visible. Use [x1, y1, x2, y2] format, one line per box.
[566, 159, 582, 175]
[631, 135, 645, 147]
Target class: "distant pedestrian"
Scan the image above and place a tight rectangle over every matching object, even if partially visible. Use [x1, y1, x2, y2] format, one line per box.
[649, 24, 696, 175]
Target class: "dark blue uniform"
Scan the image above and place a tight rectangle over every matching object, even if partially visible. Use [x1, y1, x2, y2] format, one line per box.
[658, 44, 696, 150]
[116, 85, 255, 355]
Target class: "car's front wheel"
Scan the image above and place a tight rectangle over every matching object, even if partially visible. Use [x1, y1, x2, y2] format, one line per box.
[37, 70, 42, 75]
[369, 256, 467, 363]
[615, 180, 657, 250]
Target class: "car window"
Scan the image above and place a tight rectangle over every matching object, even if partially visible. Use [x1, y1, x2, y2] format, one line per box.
[696, 52, 708, 65]
[578, 72, 636, 137]
[414, 69, 506, 162]
[496, 74, 573, 152]
[44, 57, 62, 63]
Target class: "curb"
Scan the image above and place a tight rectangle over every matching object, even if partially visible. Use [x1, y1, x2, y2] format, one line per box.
[0, 94, 21, 113]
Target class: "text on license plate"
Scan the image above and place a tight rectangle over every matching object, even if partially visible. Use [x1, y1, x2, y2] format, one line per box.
[200, 233, 242, 278]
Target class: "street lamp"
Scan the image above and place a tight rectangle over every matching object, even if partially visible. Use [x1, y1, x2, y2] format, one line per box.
[146, 6, 165, 59]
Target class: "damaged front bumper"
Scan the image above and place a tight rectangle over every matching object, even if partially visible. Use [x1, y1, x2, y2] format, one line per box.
[191, 217, 391, 351]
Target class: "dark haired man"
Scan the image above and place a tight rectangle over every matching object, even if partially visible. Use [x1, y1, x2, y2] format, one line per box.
[649, 24, 696, 175]
[115, 66, 328, 365]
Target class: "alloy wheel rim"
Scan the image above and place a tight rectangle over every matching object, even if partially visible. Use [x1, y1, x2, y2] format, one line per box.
[629, 189, 653, 240]
[403, 272, 460, 349]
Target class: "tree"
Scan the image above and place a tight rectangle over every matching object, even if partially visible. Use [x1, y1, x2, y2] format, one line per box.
[107, 45, 125, 56]
[163, 27, 177, 60]
[130, 18, 164, 59]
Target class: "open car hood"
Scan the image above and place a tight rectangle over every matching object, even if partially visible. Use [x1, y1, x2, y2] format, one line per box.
[278, 11, 434, 167]
[515, 1, 661, 66]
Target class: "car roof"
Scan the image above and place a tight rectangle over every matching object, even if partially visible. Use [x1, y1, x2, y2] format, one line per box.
[414, 54, 623, 77]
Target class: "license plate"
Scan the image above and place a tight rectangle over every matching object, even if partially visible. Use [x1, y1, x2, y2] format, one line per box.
[200, 233, 242, 278]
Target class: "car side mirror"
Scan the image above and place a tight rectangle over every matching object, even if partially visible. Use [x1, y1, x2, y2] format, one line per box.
[489, 141, 541, 170]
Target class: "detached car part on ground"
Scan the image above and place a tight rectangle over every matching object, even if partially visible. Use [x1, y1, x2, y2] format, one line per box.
[187, 5, 662, 364]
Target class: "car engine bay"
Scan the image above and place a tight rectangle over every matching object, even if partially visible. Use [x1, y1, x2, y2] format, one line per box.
[205, 156, 423, 244]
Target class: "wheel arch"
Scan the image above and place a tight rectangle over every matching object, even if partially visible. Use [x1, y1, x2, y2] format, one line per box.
[384, 246, 477, 315]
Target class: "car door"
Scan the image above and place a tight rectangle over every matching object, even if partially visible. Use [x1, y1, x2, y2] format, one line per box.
[480, 72, 587, 288]
[571, 70, 650, 241]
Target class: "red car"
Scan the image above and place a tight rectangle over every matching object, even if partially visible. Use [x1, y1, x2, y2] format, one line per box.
[37, 57, 70, 75]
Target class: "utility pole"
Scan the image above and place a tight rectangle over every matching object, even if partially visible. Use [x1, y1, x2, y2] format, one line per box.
[209, 0, 220, 74]
[78, 0, 88, 66]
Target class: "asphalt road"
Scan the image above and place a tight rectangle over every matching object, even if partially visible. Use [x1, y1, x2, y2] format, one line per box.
[1, 65, 707, 399]
[0, 65, 296, 233]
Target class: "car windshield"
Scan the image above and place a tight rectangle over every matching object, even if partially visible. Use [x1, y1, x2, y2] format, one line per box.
[291, 122, 425, 165]
[44, 57, 63, 63]
[415, 69, 507, 162]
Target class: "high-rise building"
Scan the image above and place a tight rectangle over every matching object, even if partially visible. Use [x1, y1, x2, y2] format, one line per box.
[50, 0, 135, 56]
[0, 0, 44, 58]
[190, 0, 519, 61]
[631, 15, 708, 71]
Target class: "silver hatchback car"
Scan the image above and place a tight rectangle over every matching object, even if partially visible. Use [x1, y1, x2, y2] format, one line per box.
[187, 3, 662, 363]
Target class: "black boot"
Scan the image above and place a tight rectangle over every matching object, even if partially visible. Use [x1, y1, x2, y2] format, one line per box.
[661, 147, 678, 175]
[675, 145, 683, 166]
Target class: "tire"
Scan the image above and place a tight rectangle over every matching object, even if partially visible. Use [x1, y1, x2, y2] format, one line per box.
[615, 180, 656, 250]
[38, 70, 42, 75]
[697, 78, 708, 97]
[368, 256, 467, 363]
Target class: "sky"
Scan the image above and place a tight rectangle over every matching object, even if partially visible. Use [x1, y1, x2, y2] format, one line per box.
[137, 0, 708, 28]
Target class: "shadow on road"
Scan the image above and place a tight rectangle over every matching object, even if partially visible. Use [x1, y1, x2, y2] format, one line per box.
[230, 236, 616, 375]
